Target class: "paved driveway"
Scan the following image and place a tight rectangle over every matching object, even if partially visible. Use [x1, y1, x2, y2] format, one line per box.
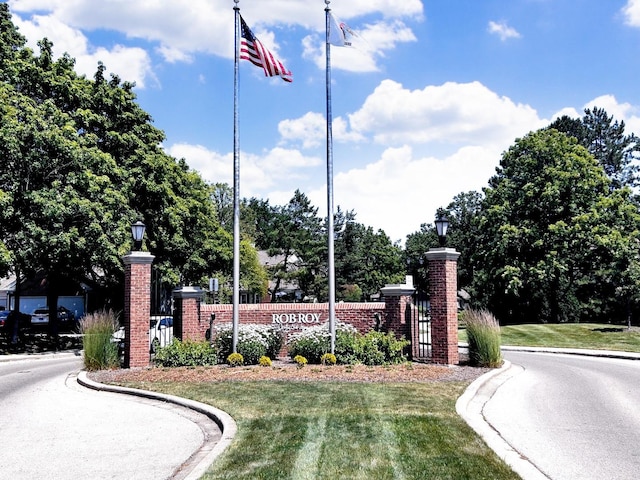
[483, 351, 640, 480]
[0, 354, 222, 480]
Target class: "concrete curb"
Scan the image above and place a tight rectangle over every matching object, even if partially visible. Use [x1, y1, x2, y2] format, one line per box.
[456, 361, 550, 480]
[456, 346, 640, 480]
[77, 371, 237, 480]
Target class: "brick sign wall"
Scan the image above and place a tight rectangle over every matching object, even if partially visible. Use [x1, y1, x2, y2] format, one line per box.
[201, 302, 387, 343]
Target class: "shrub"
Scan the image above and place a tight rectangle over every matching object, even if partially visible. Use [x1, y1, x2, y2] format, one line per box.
[227, 352, 244, 367]
[320, 353, 336, 365]
[288, 322, 409, 366]
[80, 310, 120, 371]
[154, 339, 217, 367]
[213, 323, 283, 365]
[259, 355, 272, 367]
[363, 331, 409, 365]
[288, 322, 358, 363]
[293, 355, 308, 368]
[464, 309, 502, 368]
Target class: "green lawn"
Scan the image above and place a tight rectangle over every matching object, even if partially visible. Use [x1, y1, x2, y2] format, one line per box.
[115, 323, 640, 479]
[497, 323, 640, 352]
[121, 379, 518, 480]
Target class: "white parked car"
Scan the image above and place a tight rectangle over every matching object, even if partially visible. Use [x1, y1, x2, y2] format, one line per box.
[31, 307, 49, 328]
[149, 316, 173, 353]
[111, 316, 174, 354]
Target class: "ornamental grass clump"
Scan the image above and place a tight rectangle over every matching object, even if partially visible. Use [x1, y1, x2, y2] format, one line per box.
[464, 308, 503, 368]
[80, 310, 120, 371]
[213, 323, 284, 365]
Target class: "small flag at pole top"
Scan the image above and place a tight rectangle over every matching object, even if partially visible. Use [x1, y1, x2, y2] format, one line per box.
[329, 12, 355, 47]
[240, 15, 293, 82]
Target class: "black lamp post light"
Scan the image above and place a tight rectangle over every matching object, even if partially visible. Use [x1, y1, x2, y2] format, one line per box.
[131, 221, 146, 251]
[434, 215, 449, 247]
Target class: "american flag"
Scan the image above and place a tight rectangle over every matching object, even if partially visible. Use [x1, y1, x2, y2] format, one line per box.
[240, 15, 293, 83]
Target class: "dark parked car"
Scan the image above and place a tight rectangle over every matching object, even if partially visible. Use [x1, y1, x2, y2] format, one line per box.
[0, 310, 32, 339]
[56, 306, 77, 331]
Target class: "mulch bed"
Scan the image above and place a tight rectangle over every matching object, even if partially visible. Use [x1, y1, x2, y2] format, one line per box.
[89, 357, 491, 385]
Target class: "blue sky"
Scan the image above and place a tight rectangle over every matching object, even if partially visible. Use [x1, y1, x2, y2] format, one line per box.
[5, 0, 640, 243]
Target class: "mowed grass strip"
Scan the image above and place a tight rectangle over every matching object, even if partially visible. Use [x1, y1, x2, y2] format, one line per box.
[121, 380, 519, 480]
[499, 323, 640, 352]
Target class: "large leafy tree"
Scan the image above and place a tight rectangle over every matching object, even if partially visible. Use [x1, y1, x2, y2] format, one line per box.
[0, 5, 257, 318]
[470, 128, 640, 324]
[0, 13, 134, 320]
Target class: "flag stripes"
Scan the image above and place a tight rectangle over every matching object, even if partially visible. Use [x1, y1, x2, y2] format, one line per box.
[240, 15, 292, 82]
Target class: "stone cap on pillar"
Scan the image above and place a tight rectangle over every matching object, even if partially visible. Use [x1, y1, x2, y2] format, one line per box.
[380, 278, 416, 298]
[123, 251, 155, 265]
[172, 286, 205, 300]
[425, 247, 460, 262]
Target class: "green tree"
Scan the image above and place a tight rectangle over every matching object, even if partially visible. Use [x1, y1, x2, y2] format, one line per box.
[0, 39, 133, 324]
[335, 216, 405, 301]
[0, 5, 265, 317]
[471, 128, 640, 324]
[404, 192, 482, 296]
[550, 108, 640, 190]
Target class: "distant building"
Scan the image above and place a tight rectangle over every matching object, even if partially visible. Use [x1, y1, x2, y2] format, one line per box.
[257, 250, 303, 303]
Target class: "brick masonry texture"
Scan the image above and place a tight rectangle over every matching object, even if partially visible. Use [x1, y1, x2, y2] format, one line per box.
[124, 262, 152, 368]
[428, 258, 459, 365]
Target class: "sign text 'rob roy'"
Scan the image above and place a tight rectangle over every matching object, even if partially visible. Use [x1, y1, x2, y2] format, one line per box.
[272, 313, 322, 325]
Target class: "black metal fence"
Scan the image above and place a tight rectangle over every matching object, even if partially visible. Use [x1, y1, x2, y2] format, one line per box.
[412, 290, 431, 360]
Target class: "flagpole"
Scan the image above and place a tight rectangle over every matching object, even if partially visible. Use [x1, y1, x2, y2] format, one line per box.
[325, 0, 336, 354]
[232, 0, 240, 353]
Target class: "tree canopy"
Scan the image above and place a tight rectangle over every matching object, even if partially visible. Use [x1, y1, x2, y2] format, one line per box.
[469, 128, 640, 324]
[0, 5, 265, 312]
[243, 190, 405, 302]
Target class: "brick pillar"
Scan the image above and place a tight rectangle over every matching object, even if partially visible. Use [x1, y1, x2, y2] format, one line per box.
[173, 286, 205, 341]
[381, 279, 415, 347]
[426, 247, 460, 365]
[123, 251, 154, 368]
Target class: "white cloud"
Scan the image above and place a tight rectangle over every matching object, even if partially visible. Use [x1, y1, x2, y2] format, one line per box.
[347, 80, 545, 148]
[167, 143, 322, 197]
[302, 19, 417, 73]
[8, 0, 422, 84]
[12, 13, 155, 86]
[278, 112, 366, 149]
[278, 112, 325, 149]
[488, 20, 521, 41]
[550, 107, 581, 122]
[622, 0, 640, 26]
[305, 145, 501, 243]
[8, 0, 423, 65]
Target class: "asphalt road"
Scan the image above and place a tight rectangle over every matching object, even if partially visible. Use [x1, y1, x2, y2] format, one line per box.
[0, 354, 213, 480]
[483, 351, 640, 480]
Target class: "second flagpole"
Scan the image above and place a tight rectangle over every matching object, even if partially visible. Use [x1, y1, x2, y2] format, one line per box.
[325, 0, 336, 354]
